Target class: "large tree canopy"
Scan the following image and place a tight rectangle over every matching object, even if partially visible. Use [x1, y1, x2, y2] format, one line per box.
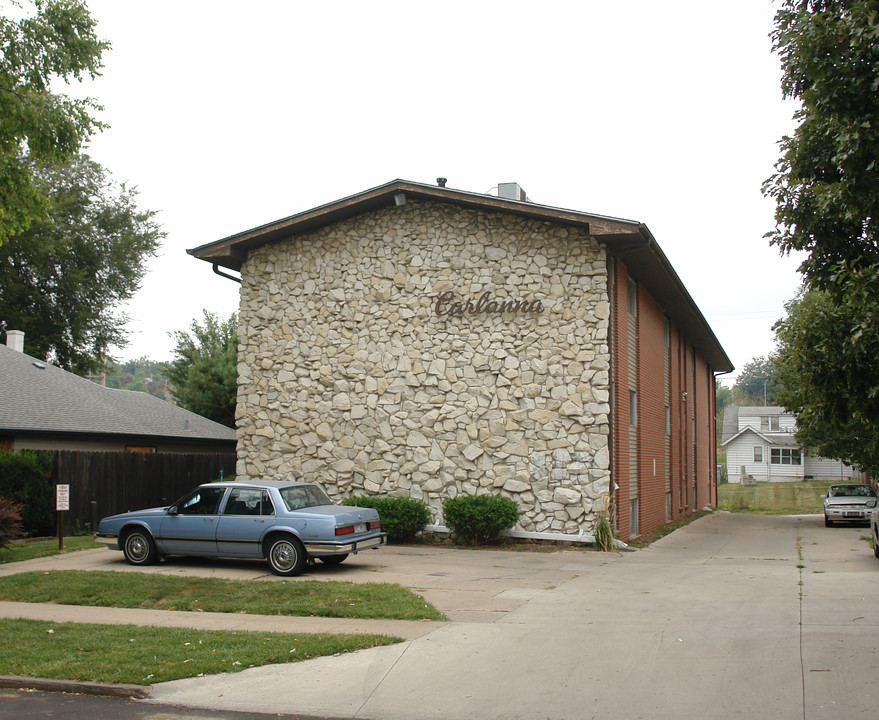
[165, 312, 238, 428]
[774, 273, 879, 475]
[765, 1, 879, 475]
[0, 154, 162, 374]
[763, 0, 879, 286]
[0, 0, 109, 244]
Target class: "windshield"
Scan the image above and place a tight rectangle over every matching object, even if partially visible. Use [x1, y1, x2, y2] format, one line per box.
[829, 485, 876, 498]
[280, 484, 332, 511]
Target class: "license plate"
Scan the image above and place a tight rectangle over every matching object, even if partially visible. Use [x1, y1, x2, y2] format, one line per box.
[355, 523, 367, 533]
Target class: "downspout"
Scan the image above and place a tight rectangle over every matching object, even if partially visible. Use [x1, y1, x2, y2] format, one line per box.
[213, 263, 242, 284]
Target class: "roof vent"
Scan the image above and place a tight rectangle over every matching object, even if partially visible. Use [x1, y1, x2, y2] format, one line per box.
[498, 182, 529, 202]
[436, 177, 447, 188]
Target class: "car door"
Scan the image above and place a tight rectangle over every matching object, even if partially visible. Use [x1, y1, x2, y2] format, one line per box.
[215, 487, 275, 557]
[158, 486, 226, 556]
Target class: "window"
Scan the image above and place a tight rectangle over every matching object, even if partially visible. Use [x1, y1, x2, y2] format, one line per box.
[754, 446, 763, 463]
[770, 448, 801, 465]
[627, 277, 637, 317]
[223, 488, 274, 516]
[176, 486, 226, 515]
[629, 391, 638, 427]
[665, 406, 671, 436]
[761, 416, 780, 432]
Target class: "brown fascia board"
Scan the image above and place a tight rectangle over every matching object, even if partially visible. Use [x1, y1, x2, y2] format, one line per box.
[189, 179, 732, 372]
[599, 224, 734, 372]
[187, 179, 630, 270]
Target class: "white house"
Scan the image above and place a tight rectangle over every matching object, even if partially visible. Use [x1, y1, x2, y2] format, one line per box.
[721, 406, 857, 483]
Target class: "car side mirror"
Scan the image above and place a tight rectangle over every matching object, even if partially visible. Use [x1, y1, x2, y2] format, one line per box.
[167, 506, 178, 516]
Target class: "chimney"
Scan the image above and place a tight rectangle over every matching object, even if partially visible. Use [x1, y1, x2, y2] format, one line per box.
[497, 182, 529, 202]
[6, 330, 24, 353]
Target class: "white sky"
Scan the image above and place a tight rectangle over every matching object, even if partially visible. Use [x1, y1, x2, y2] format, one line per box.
[67, 0, 803, 382]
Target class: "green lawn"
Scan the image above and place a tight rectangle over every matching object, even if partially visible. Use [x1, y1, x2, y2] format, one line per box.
[0, 539, 443, 685]
[0, 570, 445, 620]
[717, 481, 829, 515]
[0, 535, 101, 564]
[0, 618, 400, 685]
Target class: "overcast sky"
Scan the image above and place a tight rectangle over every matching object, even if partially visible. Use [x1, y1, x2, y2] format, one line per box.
[67, 0, 803, 381]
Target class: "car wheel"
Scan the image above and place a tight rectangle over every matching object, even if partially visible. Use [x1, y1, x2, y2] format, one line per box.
[122, 528, 158, 566]
[266, 535, 307, 576]
[824, 515, 833, 527]
[319, 554, 349, 566]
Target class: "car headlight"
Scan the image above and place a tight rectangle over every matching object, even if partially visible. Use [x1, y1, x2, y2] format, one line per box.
[867, 499, 878, 509]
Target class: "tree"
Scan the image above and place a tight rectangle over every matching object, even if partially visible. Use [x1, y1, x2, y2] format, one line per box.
[0, 0, 109, 244]
[763, 0, 879, 286]
[773, 276, 879, 475]
[764, 1, 879, 473]
[0, 154, 163, 375]
[732, 356, 781, 406]
[165, 312, 238, 428]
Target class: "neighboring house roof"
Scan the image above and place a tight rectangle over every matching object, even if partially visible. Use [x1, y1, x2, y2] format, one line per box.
[0, 344, 236, 444]
[187, 178, 733, 372]
[721, 426, 800, 448]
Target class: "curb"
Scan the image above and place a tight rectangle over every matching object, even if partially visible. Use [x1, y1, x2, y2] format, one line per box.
[0, 674, 151, 699]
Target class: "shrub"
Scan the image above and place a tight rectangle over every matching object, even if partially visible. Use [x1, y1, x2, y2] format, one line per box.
[442, 494, 519, 545]
[0, 450, 54, 536]
[593, 512, 615, 552]
[343, 496, 431, 543]
[0, 497, 25, 550]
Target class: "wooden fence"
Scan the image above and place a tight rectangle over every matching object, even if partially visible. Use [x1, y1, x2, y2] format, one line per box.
[52, 450, 237, 534]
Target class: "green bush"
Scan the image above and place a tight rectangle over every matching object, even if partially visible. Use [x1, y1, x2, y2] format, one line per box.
[0, 497, 25, 549]
[442, 494, 519, 545]
[0, 451, 54, 536]
[343, 496, 431, 543]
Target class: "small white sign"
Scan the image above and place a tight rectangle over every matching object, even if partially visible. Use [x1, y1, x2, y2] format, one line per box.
[56, 484, 70, 512]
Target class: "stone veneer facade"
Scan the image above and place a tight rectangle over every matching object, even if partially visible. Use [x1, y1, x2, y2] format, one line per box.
[236, 199, 612, 535]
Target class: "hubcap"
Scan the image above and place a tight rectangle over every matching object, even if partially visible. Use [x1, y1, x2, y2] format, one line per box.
[126, 535, 147, 562]
[271, 541, 297, 571]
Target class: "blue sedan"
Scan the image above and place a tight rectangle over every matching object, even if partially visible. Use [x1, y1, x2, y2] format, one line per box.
[95, 480, 386, 576]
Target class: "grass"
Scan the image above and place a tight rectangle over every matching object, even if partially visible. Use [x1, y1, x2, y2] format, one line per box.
[717, 481, 829, 515]
[0, 535, 101, 564]
[0, 570, 446, 621]
[0, 618, 401, 685]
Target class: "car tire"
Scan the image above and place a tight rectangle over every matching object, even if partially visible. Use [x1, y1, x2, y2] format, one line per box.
[824, 515, 833, 527]
[319, 554, 348, 566]
[266, 535, 307, 576]
[122, 528, 158, 566]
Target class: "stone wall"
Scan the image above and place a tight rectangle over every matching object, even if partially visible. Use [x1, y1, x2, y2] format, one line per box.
[236, 200, 612, 535]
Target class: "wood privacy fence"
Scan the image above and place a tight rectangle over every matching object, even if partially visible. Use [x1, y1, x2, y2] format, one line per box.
[52, 451, 237, 534]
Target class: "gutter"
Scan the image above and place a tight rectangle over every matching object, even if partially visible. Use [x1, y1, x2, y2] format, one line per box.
[213, 263, 241, 284]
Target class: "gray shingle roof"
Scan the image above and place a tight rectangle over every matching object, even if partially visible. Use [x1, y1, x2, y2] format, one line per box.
[0, 344, 236, 443]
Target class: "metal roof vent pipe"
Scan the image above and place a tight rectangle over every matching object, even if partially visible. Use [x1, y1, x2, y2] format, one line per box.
[498, 182, 529, 202]
[6, 330, 24, 353]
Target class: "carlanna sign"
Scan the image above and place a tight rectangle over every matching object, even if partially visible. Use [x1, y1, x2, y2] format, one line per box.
[434, 290, 544, 317]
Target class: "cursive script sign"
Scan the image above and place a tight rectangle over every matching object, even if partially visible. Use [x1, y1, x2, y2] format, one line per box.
[434, 290, 543, 317]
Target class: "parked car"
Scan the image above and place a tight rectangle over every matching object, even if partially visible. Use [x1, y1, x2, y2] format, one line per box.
[95, 480, 386, 576]
[823, 484, 878, 527]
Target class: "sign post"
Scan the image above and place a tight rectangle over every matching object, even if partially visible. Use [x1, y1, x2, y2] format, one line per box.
[56, 484, 70, 551]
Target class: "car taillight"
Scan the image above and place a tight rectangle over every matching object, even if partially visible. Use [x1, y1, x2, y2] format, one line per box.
[335, 525, 355, 536]
[369, 520, 381, 530]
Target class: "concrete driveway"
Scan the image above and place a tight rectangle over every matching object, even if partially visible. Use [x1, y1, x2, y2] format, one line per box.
[3, 512, 878, 719]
